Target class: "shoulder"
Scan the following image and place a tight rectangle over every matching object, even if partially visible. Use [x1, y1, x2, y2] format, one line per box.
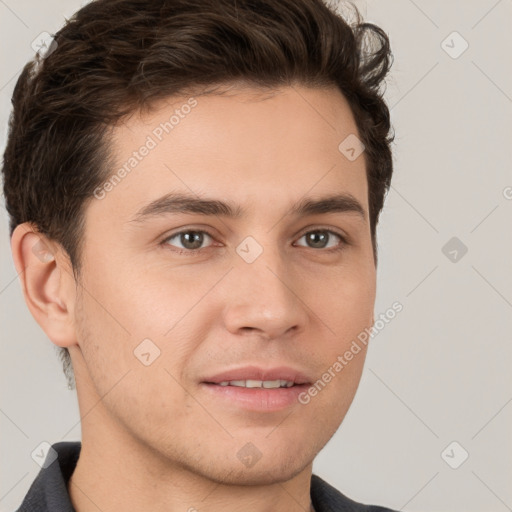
[16, 441, 81, 512]
[310, 473, 401, 512]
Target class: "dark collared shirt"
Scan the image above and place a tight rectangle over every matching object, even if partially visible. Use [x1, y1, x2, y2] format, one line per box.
[16, 442, 400, 511]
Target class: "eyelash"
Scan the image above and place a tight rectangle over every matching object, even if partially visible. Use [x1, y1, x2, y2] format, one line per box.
[160, 227, 349, 256]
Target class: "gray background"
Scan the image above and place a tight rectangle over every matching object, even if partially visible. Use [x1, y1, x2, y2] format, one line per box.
[1, 1, 511, 511]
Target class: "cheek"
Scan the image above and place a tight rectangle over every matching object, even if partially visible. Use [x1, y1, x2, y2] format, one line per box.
[77, 261, 170, 344]
[84, 256, 215, 338]
[76, 290, 195, 433]
[309, 266, 375, 336]
[303, 340, 369, 433]
[302, 268, 374, 411]
[74, 265, 209, 400]
[75, 291, 133, 397]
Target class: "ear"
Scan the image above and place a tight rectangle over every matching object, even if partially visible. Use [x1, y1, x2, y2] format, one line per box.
[10, 223, 78, 348]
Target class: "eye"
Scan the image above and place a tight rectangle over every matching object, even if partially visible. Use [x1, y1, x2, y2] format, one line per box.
[294, 229, 347, 252]
[162, 229, 215, 253]
[161, 228, 348, 255]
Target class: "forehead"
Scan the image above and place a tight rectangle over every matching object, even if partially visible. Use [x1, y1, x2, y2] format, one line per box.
[92, 84, 368, 225]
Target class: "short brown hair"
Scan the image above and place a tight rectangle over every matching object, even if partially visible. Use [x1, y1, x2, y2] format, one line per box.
[1, 0, 394, 389]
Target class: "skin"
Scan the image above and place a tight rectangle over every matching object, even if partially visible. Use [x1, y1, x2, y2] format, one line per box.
[12, 83, 376, 512]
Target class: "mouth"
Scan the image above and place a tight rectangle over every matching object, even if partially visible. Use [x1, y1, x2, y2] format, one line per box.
[200, 365, 313, 411]
[201, 365, 312, 386]
[200, 381, 311, 412]
[204, 379, 299, 388]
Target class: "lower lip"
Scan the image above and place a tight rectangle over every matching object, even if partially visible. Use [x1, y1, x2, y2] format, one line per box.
[201, 383, 310, 412]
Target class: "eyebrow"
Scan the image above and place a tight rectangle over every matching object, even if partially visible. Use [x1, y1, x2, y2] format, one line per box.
[130, 192, 367, 223]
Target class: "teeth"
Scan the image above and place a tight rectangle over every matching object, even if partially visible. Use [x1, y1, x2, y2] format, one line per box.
[217, 379, 295, 388]
[262, 380, 282, 388]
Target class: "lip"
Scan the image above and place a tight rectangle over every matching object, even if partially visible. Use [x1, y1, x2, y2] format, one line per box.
[201, 365, 312, 385]
[201, 382, 311, 412]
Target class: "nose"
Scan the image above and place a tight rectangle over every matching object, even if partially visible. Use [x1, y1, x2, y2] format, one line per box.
[221, 243, 308, 340]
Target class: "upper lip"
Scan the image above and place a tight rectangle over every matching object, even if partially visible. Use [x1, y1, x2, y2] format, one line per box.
[202, 365, 312, 385]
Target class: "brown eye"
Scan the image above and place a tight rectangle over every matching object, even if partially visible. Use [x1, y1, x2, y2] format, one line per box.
[163, 230, 214, 252]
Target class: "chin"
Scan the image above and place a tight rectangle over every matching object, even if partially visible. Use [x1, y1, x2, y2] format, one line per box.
[209, 460, 310, 487]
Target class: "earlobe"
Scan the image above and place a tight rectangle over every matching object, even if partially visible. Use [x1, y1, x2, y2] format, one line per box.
[10, 223, 77, 348]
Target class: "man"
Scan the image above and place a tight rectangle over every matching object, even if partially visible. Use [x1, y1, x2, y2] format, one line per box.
[2, 0, 399, 510]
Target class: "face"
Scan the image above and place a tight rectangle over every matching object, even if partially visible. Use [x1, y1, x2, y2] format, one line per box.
[70, 83, 376, 484]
